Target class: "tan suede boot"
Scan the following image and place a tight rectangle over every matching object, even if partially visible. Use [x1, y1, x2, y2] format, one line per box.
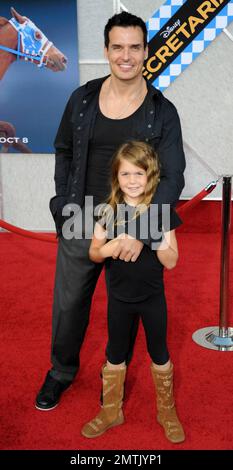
[81, 364, 126, 438]
[151, 362, 185, 443]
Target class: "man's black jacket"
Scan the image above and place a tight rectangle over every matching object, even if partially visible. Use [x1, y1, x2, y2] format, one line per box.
[50, 75, 186, 242]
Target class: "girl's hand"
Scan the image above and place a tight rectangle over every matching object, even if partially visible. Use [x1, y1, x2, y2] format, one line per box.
[112, 234, 143, 262]
[99, 238, 120, 259]
[157, 230, 178, 269]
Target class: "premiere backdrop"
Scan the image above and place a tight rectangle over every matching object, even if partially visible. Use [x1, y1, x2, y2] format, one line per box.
[0, 0, 79, 153]
[0, 0, 233, 229]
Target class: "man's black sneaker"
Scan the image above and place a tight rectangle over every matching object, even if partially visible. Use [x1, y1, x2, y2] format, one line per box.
[35, 372, 72, 411]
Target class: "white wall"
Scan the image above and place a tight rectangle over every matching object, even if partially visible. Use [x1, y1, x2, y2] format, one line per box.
[1, 0, 233, 230]
[0, 154, 55, 230]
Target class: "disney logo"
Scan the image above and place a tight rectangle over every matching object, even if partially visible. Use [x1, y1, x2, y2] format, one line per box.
[160, 19, 181, 39]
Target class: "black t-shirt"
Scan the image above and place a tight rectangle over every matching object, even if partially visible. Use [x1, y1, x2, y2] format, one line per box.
[85, 96, 148, 207]
[104, 204, 182, 303]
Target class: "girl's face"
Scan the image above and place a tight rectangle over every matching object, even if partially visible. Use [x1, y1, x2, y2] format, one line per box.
[117, 159, 148, 205]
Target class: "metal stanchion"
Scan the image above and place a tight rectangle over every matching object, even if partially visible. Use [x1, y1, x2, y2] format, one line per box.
[192, 176, 233, 351]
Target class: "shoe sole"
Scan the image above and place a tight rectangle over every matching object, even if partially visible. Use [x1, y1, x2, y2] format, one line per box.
[35, 383, 72, 411]
[35, 402, 59, 411]
[157, 416, 185, 444]
[81, 416, 124, 438]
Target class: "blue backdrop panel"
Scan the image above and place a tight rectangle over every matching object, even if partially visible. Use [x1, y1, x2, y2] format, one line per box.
[0, 0, 79, 153]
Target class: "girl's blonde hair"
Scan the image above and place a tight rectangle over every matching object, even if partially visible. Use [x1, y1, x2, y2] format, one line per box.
[99, 140, 160, 225]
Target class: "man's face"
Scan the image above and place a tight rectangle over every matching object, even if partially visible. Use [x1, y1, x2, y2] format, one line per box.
[104, 26, 148, 81]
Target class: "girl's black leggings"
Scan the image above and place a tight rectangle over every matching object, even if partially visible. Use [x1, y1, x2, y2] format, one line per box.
[106, 291, 169, 365]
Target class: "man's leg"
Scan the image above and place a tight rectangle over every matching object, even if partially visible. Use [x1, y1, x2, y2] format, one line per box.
[50, 236, 103, 382]
[36, 236, 103, 409]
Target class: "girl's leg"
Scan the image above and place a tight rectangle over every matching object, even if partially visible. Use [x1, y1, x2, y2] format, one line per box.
[106, 296, 136, 366]
[81, 297, 135, 438]
[152, 359, 171, 371]
[107, 360, 126, 370]
[105, 268, 140, 367]
[140, 292, 185, 444]
[140, 291, 169, 366]
[81, 363, 126, 439]
[150, 362, 185, 443]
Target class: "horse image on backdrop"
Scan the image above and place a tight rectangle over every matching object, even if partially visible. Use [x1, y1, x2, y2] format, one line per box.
[0, 7, 68, 153]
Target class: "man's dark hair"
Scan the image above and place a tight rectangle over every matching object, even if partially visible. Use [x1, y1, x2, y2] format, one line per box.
[104, 12, 148, 49]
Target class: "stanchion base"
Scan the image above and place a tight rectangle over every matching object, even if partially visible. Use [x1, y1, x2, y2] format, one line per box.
[192, 326, 233, 351]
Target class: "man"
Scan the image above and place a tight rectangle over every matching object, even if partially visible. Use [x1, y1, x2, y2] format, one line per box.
[35, 12, 185, 410]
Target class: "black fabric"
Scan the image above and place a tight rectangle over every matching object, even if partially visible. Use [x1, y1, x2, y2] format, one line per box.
[106, 246, 164, 303]
[104, 204, 182, 303]
[106, 292, 169, 365]
[49, 195, 70, 237]
[115, 203, 183, 245]
[86, 99, 148, 207]
[163, 206, 182, 231]
[35, 372, 71, 410]
[51, 236, 103, 382]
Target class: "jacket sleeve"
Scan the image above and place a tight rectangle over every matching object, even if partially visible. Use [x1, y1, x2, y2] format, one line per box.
[134, 100, 185, 248]
[151, 99, 185, 207]
[49, 94, 74, 221]
[54, 94, 73, 198]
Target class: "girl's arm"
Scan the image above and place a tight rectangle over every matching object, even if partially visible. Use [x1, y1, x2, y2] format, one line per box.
[89, 223, 120, 263]
[156, 229, 178, 270]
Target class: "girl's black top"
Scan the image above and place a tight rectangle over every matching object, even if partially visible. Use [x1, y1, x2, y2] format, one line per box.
[104, 204, 182, 303]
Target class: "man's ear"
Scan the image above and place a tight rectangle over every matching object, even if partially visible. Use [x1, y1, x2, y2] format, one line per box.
[144, 45, 149, 60]
[104, 47, 109, 61]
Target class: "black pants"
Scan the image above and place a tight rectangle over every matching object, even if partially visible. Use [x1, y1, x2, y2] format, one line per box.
[50, 237, 139, 382]
[106, 292, 169, 365]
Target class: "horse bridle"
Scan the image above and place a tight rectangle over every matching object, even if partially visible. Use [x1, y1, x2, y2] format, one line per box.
[0, 17, 53, 68]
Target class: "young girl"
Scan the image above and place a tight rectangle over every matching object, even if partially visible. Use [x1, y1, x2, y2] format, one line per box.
[81, 141, 185, 443]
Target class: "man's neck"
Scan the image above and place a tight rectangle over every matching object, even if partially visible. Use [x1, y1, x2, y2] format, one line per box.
[108, 75, 146, 98]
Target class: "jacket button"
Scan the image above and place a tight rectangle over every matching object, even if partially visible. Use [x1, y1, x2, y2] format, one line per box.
[79, 113, 83, 117]
[150, 110, 154, 114]
[83, 99, 87, 104]
[71, 193, 76, 197]
[74, 179, 77, 184]
[77, 140, 81, 144]
[148, 124, 152, 128]
[77, 126, 81, 131]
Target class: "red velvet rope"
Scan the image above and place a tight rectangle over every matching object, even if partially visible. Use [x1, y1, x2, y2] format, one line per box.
[0, 181, 217, 242]
[177, 181, 217, 215]
[0, 219, 57, 243]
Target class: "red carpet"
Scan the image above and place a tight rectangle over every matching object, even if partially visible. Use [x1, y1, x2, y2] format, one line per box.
[0, 201, 232, 450]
